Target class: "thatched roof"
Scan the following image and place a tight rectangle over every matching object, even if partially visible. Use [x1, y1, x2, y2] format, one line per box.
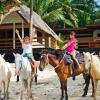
[0, 5, 59, 41]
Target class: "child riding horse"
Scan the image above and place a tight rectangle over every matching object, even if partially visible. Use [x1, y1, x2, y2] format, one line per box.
[15, 29, 35, 74]
[62, 31, 82, 79]
[39, 50, 94, 100]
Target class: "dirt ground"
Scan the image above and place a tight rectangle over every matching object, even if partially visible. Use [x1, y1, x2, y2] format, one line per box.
[3, 62, 100, 100]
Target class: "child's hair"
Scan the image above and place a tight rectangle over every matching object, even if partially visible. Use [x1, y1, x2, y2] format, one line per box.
[23, 36, 30, 42]
[70, 31, 76, 36]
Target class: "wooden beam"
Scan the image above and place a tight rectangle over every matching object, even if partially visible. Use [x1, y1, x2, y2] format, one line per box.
[22, 21, 24, 38]
[13, 23, 15, 49]
[0, 24, 29, 29]
[30, 0, 33, 40]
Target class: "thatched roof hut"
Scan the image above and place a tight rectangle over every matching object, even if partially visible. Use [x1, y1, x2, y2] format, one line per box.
[0, 5, 59, 50]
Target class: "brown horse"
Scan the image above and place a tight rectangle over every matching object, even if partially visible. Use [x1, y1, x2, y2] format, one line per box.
[39, 50, 94, 100]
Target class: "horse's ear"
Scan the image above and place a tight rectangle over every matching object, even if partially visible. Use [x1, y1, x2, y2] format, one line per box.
[91, 52, 95, 55]
[2, 54, 5, 58]
[41, 49, 48, 54]
[83, 52, 85, 55]
[13, 53, 16, 57]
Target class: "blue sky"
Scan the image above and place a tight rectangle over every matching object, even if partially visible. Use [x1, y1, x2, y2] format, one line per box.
[95, 0, 100, 5]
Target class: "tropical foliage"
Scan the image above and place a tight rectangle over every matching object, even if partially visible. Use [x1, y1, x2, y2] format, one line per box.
[58, 33, 67, 48]
[22, 0, 100, 27]
[0, 1, 4, 13]
[0, 0, 100, 27]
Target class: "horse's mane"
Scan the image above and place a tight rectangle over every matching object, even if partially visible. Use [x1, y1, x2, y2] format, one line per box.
[92, 55, 100, 64]
[41, 49, 64, 58]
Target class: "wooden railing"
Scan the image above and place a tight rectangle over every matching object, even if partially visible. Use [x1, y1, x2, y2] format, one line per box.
[77, 37, 100, 48]
[77, 37, 93, 43]
[0, 37, 46, 50]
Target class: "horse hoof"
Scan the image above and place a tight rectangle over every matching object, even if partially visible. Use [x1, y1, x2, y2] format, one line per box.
[82, 93, 87, 97]
[60, 96, 64, 100]
[1, 98, 4, 100]
[91, 94, 94, 97]
[91, 93, 94, 97]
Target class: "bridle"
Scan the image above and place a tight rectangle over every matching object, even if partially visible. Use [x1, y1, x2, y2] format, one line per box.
[41, 53, 63, 70]
[41, 54, 49, 65]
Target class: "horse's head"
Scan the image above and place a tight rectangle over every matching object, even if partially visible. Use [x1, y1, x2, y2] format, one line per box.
[39, 50, 49, 71]
[83, 52, 92, 74]
[13, 53, 22, 76]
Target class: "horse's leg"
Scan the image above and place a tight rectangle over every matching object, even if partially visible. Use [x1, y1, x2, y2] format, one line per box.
[0, 83, 1, 100]
[35, 67, 38, 84]
[64, 80, 68, 100]
[60, 82, 64, 100]
[93, 79, 98, 100]
[91, 77, 94, 97]
[20, 81, 24, 100]
[82, 74, 90, 97]
[16, 76, 19, 82]
[2, 82, 5, 99]
[27, 78, 32, 99]
[4, 80, 10, 100]
[0, 90, 1, 100]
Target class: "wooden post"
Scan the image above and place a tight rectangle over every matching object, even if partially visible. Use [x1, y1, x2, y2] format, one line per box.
[22, 21, 24, 38]
[49, 36, 51, 48]
[13, 23, 15, 49]
[30, 0, 33, 40]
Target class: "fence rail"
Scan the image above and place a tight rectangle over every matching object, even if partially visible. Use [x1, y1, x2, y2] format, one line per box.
[77, 37, 100, 48]
[0, 37, 46, 50]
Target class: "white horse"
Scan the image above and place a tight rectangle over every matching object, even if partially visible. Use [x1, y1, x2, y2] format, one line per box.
[83, 52, 100, 100]
[14, 53, 33, 100]
[0, 54, 12, 100]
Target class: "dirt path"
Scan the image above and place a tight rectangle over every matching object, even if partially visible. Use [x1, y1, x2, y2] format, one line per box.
[6, 63, 100, 100]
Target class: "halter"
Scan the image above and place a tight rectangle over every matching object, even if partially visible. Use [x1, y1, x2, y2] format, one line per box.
[41, 52, 64, 70]
[41, 54, 49, 65]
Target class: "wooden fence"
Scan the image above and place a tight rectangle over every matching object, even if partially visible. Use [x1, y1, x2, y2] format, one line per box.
[77, 37, 100, 48]
[0, 37, 46, 50]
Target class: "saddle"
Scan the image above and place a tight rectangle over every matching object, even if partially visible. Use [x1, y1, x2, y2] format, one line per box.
[76, 53, 84, 64]
[63, 51, 84, 67]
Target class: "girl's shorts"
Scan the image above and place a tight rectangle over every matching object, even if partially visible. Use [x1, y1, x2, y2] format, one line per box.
[23, 53, 33, 59]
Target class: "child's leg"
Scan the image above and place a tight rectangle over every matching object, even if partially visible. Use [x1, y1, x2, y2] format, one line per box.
[28, 58, 35, 73]
[71, 51, 81, 69]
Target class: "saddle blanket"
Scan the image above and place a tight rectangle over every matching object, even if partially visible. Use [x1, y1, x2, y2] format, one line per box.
[63, 52, 84, 65]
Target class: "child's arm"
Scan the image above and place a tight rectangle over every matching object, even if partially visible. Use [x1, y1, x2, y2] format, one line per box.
[62, 43, 68, 50]
[62, 40, 74, 50]
[15, 29, 23, 44]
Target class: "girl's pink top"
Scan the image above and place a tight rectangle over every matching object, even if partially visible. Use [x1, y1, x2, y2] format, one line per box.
[66, 38, 77, 53]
